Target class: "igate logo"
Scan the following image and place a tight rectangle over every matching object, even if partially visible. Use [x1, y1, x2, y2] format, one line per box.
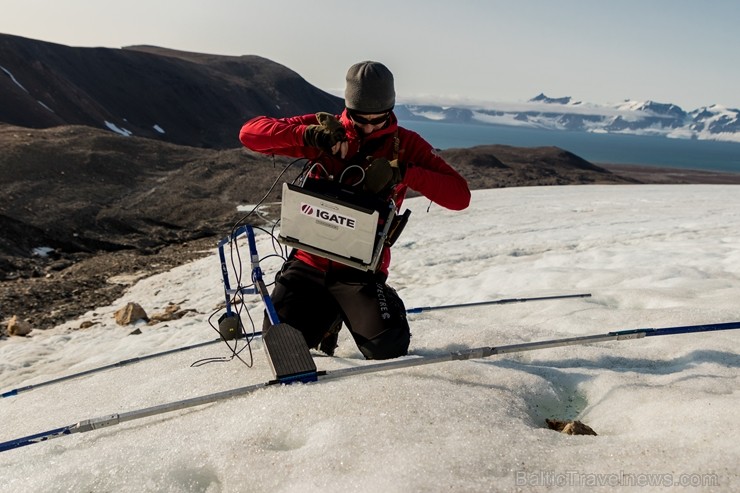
[299, 202, 356, 229]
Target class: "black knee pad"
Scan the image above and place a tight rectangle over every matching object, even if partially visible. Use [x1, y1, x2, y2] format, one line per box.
[357, 324, 410, 360]
[356, 283, 411, 359]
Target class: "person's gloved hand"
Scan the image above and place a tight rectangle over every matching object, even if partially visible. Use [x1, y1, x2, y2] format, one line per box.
[364, 157, 402, 195]
[303, 112, 347, 155]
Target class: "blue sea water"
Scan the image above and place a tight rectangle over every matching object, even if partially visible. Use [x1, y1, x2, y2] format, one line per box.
[399, 120, 740, 174]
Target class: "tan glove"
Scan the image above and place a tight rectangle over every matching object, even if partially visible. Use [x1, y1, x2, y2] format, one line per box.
[303, 112, 347, 152]
[364, 157, 402, 195]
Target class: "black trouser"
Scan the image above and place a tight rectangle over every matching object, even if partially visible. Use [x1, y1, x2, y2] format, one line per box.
[264, 259, 410, 360]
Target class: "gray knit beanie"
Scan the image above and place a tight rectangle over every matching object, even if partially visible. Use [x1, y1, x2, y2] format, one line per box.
[344, 61, 395, 114]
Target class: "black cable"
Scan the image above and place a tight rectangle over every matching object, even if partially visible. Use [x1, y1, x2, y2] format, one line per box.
[192, 305, 257, 368]
[192, 157, 307, 368]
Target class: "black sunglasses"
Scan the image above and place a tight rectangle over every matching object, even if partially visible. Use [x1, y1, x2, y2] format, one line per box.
[349, 111, 390, 125]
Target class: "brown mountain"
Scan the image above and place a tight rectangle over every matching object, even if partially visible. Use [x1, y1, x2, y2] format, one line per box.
[439, 145, 635, 189]
[0, 124, 286, 254]
[0, 33, 343, 148]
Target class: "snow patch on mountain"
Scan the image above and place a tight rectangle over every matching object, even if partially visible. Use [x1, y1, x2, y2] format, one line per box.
[0, 65, 29, 93]
[104, 121, 133, 137]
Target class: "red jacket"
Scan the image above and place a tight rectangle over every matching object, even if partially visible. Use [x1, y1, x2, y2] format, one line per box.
[239, 109, 470, 275]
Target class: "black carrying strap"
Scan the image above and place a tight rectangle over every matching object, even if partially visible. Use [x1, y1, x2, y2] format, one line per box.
[385, 209, 411, 247]
[385, 129, 410, 247]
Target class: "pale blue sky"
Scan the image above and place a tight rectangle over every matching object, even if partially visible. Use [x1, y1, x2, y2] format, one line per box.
[3, 0, 739, 110]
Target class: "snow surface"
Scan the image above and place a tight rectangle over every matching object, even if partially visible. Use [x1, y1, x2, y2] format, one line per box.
[1, 185, 739, 492]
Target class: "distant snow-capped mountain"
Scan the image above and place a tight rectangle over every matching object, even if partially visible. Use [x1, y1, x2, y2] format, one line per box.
[397, 94, 740, 143]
